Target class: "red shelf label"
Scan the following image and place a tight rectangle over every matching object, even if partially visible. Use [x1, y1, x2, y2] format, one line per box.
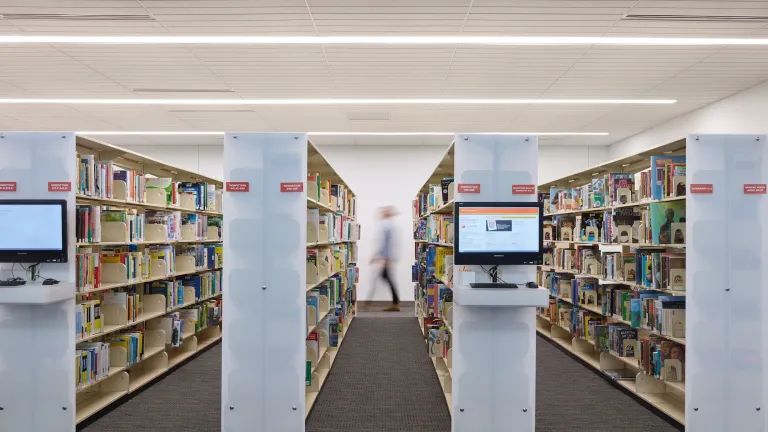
[280, 182, 304, 193]
[48, 182, 71, 192]
[0, 181, 17, 192]
[512, 184, 536, 195]
[458, 183, 481, 194]
[226, 182, 249, 192]
[690, 184, 713, 194]
[745, 184, 767, 194]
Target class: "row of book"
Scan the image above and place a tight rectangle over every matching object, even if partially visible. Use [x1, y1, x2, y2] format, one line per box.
[413, 213, 454, 245]
[307, 208, 360, 243]
[545, 199, 685, 246]
[307, 267, 355, 326]
[75, 271, 222, 339]
[77, 154, 222, 210]
[542, 155, 686, 214]
[75, 244, 223, 290]
[542, 300, 685, 383]
[75, 298, 223, 389]
[306, 299, 353, 387]
[416, 244, 453, 285]
[544, 244, 686, 293]
[424, 316, 451, 360]
[307, 172, 357, 219]
[413, 177, 453, 218]
[76, 342, 110, 389]
[540, 271, 686, 340]
[77, 206, 223, 244]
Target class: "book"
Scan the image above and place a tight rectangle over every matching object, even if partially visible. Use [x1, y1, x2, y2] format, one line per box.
[650, 156, 686, 200]
[650, 201, 686, 244]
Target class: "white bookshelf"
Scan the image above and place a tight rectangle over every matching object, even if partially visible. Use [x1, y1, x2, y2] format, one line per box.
[221, 133, 359, 432]
[537, 138, 688, 425]
[73, 136, 225, 425]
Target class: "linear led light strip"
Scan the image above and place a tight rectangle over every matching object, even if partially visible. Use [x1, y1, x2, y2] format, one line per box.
[0, 98, 675, 105]
[1, 35, 768, 45]
[76, 131, 609, 136]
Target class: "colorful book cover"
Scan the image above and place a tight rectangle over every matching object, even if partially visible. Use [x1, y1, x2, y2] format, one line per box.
[649, 201, 686, 244]
[549, 187, 568, 213]
[611, 173, 634, 205]
[591, 178, 605, 208]
[650, 156, 686, 200]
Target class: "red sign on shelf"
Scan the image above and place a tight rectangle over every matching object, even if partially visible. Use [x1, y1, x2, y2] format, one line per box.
[458, 183, 481, 194]
[690, 184, 713, 194]
[280, 182, 304, 193]
[0, 181, 17, 192]
[512, 184, 536, 195]
[226, 182, 250, 192]
[744, 184, 767, 194]
[48, 182, 71, 192]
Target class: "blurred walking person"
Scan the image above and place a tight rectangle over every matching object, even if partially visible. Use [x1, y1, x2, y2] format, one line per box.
[371, 205, 399, 311]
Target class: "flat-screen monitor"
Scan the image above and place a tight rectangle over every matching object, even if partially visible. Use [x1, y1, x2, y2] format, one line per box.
[0, 199, 68, 263]
[454, 201, 543, 265]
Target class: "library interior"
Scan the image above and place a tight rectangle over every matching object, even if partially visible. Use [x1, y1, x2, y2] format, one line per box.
[1, 2, 767, 432]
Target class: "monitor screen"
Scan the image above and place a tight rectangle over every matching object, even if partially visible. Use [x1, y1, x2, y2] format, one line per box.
[0, 200, 68, 263]
[454, 201, 543, 265]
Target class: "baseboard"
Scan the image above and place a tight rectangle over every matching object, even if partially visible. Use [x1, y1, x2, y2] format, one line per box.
[358, 300, 415, 308]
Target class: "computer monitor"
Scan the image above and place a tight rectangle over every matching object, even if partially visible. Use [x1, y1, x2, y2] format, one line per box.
[454, 201, 543, 266]
[0, 199, 68, 263]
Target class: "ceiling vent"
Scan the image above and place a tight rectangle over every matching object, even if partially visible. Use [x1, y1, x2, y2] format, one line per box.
[347, 111, 391, 121]
[168, 109, 255, 113]
[623, 14, 768, 23]
[0, 13, 155, 21]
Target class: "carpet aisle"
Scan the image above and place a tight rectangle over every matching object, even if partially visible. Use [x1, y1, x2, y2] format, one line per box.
[306, 312, 452, 432]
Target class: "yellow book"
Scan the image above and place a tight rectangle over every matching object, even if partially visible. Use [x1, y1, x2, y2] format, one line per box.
[80, 351, 88, 385]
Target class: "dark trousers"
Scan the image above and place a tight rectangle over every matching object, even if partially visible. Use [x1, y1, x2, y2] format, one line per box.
[380, 264, 399, 304]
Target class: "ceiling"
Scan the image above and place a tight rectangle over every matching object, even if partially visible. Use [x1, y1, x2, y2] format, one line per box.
[1, 1, 768, 146]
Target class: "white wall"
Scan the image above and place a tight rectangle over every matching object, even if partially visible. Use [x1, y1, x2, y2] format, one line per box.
[608, 80, 768, 160]
[122, 142, 612, 302]
[319, 145, 448, 302]
[538, 145, 609, 184]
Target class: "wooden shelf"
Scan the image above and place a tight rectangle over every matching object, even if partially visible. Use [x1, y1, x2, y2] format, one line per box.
[306, 270, 342, 292]
[307, 240, 356, 247]
[306, 197, 356, 221]
[543, 196, 686, 217]
[414, 240, 454, 248]
[75, 194, 222, 217]
[76, 266, 223, 295]
[416, 200, 455, 220]
[77, 293, 222, 343]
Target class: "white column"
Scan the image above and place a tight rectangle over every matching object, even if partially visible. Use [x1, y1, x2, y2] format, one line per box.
[451, 134, 547, 432]
[221, 133, 308, 432]
[686, 134, 768, 430]
[0, 132, 76, 432]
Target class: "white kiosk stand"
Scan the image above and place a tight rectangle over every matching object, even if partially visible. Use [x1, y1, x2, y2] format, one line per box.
[687, 134, 768, 430]
[221, 133, 308, 432]
[451, 134, 549, 432]
[0, 132, 77, 432]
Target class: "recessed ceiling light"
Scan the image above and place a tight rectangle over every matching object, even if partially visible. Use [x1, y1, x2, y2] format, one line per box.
[2, 35, 768, 45]
[622, 163, 631, 167]
[592, 172, 600, 176]
[76, 131, 609, 136]
[131, 88, 235, 93]
[568, 179, 576, 183]
[0, 98, 675, 105]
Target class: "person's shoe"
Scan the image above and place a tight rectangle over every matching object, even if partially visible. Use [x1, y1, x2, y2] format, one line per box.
[383, 304, 400, 312]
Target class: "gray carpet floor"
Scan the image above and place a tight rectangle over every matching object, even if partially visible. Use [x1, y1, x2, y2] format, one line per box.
[306, 315, 452, 432]
[80, 342, 222, 432]
[80, 317, 681, 432]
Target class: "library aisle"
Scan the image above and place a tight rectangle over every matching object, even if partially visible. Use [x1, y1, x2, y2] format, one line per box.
[306, 309, 451, 432]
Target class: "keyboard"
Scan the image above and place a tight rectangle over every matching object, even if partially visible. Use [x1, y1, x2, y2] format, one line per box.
[0, 279, 26, 286]
[470, 283, 518, 289]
